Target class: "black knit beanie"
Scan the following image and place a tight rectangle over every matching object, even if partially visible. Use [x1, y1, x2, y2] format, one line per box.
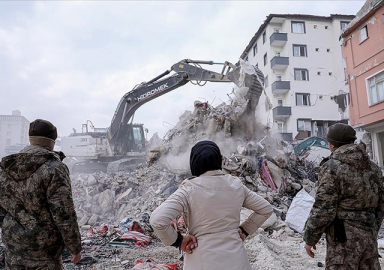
[29, 119, 58, 140]
[190, 140, 222, 177]
[326, 123, 356, 147]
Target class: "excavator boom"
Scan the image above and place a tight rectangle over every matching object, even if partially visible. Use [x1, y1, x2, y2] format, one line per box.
[109, 59, 264, 155]
[63, 59, 264, 174]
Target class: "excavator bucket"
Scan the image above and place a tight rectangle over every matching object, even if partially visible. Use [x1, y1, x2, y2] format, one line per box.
[227, 62, 265, 112]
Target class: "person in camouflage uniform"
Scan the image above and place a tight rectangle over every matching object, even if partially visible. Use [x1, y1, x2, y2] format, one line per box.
[0, 119, 82, 269]
[304, 123, 384, 269]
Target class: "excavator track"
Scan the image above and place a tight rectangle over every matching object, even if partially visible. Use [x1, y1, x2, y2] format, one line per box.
[107, 157, 147, 174]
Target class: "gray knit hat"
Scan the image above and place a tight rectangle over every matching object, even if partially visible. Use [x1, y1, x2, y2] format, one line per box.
[326, 123, 356, 147]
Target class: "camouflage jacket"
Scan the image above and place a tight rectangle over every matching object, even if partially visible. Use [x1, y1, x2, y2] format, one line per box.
[0, 145, 81, 261]
[304, 143, 384, 246]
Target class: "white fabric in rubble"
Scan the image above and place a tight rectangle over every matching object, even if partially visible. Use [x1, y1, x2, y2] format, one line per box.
[285, 189, 315, 233]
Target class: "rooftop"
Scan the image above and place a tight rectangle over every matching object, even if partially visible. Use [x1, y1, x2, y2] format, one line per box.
[240, 13, 355, 59]
[341, 0, 384, 37]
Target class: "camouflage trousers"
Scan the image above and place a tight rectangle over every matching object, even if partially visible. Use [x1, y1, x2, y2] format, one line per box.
[5, 255, 64, 270]
[326, 223, 381, 270]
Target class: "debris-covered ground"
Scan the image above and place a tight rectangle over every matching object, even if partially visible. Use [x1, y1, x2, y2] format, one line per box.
[1, 80, 384, 270]
[61, 86, 384, 270]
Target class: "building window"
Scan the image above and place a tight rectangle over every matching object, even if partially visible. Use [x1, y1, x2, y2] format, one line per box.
[277, 99, 283, 106]
[296, 93, 311, 106]
[294, 69, 309, 81]
[293, 44, 307, 57]
[367, 70, 384, 105]
[276, 75, 282, 81]
[264, 53, 268, 66]
[253, 43, 258, 56]
[297, 119, 311, 131]
[277, 122, 283, 132]
[291, 21, 305, 33]
[264, 75, 269, 88]
[359, 25, 368, 42]
[6, 139, 11, 146]
[340, 21, 349, 30]
[262, 31, 266, 44]
[7, 131, 11, 136]
[7, 124, 11, 129]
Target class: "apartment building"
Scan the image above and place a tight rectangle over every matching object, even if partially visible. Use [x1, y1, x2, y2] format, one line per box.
[0, 110, 30, 158]
[341, 0, 384, 167]
[240, 14, 354, 142]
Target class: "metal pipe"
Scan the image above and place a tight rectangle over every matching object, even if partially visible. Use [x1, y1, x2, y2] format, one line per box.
[147, 70, 171, 84]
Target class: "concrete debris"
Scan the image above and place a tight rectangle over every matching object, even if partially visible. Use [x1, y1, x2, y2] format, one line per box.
[59, 95, 330, 268]
[43, 87, 352, 268]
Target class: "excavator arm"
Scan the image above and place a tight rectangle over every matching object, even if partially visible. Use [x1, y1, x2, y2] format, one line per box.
[109, 59, 264, 155]
[293, 136, 329, 155]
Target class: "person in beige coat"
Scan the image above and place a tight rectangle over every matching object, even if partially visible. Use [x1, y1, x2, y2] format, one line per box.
[150, 140, 273, 270]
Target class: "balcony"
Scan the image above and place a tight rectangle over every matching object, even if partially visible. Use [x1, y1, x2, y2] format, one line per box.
[271, 80, 290, 94]
[279, 132, 293, 142]
[271, 56, 289, 70]
[270, 32, 288, 47]
[273, 106, 292, 120]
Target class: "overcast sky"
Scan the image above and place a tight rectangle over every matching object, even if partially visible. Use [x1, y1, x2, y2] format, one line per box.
[0, 1, 365, 140]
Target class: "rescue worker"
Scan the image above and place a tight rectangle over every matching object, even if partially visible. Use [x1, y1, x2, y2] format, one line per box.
[304, 123, 384, 269]
[150, 140, 272, 270]
[0, 119, 82, 269]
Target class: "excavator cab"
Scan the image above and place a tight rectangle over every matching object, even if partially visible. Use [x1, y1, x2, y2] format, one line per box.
[114, 123, 146, 154]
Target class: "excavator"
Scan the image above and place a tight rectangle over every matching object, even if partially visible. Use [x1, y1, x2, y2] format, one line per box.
[61, 59, 264, 174]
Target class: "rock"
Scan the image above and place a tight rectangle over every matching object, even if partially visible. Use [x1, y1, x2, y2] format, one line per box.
[87, 175, 98, 186]
[240, 209, 253, 224]
[98, 189, 114, 212]
[284, 227, 295, 237]
[78, 215, 89, 226]
[272, 220, 287, 230]
[245, 176, 253, 184]
[237, 145, 247, 155]
[273, 151, 287, 168]
[291, 182, 302, 190]
[261, 213, 277, 229]
[257, 185, 268, 192]
[272, 207, 284, 219]
[88, 214, 99, 225]
[265, 160, 284, 189]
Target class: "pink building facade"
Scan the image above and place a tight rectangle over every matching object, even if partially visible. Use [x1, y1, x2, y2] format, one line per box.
[341, 0, 384, 167]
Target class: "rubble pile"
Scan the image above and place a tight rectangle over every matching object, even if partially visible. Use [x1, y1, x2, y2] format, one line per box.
[72, 165, 186, 227]
[63, 84, 328, 268]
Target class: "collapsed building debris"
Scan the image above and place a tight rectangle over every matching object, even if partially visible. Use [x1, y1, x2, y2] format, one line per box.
[4, 78, 381, 269]
[55, 82, 333, 269]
